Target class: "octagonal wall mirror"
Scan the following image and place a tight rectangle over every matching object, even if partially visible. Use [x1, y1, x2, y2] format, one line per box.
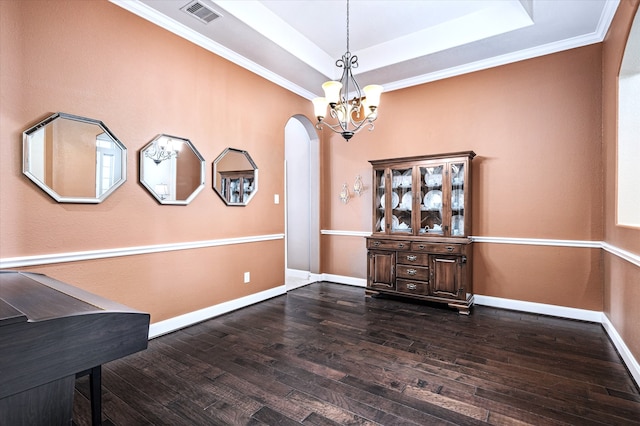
[140, 134, 205, 205]
[22, 112, 127, 203]
[213, 148, 258, 206]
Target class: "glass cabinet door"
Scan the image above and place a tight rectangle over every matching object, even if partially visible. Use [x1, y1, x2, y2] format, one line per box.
[449, 162, 466, 236]
[374, 169, 386, 233]
[389, 166, 413, 234]
[420, 164, 445, 236]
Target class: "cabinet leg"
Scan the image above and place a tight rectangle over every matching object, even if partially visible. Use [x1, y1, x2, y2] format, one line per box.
[448, 302, 471, 315]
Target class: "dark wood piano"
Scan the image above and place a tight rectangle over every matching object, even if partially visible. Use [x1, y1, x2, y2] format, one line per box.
[0, 271, 150, 425]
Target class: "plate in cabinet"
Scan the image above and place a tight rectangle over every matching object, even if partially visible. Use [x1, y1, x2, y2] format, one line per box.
[424, 190, 442, 210]
[381, 192, 399, 209]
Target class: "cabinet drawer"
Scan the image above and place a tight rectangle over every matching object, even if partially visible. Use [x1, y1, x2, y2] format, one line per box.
[411, 242, 462, 254]
[396, 252, 429, 266]
[397, 279, 429, 296]
[396, 264, 429, 281]
[368, 239, 411, 251]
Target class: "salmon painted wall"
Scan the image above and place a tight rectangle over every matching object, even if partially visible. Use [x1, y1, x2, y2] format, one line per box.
[0, 0, 311, 323]
[321, 43, 604, 310]
[602, 1, 640, 365]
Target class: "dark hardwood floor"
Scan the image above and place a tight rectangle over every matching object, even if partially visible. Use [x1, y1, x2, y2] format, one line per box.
[73, 282, 640, 425]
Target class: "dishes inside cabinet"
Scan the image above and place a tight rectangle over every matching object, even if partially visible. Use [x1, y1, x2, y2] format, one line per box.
[424, 190, 442, 210]
[452, 215, 464, 236]
[422, 212, 442, 233]
[381, 215, 399, 231]
[425, 172, 442, 187]
[381, 191, 399, 209]
[451, 189, 464, 210]
[392, 171, 401, 188]
[395, 221, 410, 231]
[401, 191, 422, 210]
[452, 165, 464, 185]
[401, 192, 411, 210]
[401, 170, 412, 187]
[392, 191, 399, 208]
[427, 224, 443, 233]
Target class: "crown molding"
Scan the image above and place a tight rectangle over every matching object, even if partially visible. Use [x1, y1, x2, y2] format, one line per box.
[109, 0, 316, 100]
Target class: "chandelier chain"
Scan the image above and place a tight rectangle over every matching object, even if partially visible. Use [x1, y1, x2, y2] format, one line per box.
[346, 0, 350, 53]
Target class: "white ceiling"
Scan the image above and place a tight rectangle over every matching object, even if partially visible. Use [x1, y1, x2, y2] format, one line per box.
[111, 0, 619, 100]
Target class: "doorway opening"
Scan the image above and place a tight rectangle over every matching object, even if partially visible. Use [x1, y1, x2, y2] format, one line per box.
[284, 115, 320, 290]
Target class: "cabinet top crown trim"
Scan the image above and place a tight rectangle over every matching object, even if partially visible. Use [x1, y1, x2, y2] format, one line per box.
[369, 150, 475, 166]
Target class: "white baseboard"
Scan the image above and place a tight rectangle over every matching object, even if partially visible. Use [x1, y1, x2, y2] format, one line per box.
[474, 294, 603, 322]
[285, 269, 321, 291]
[321, 273, 367, 287]
[148, 285, 286, 339]
[286, 268, 310, 280]
[601, 314, 640, 388]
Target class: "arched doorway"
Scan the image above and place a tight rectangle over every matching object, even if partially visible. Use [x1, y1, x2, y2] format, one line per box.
[284, 115, 320, 290]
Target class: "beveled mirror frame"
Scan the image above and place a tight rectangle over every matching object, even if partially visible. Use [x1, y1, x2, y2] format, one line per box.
[22, 112, 127, 203]
[212, 147, 258, 206]
[139, 134, 205, 205]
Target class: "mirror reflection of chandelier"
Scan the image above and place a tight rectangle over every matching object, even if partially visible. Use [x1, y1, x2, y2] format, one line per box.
[145, 137, 181, 164]
[312, 0, 383, 141]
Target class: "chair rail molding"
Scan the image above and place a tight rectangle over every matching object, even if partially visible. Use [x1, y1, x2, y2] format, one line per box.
[0, 234, 285, 269]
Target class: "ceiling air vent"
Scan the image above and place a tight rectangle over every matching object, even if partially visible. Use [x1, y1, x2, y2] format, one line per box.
[181, 1, 221, 24]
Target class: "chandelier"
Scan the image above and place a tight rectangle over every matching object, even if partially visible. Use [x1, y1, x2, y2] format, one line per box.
[145, 137, 181, 164]
[312, 0, 383, 141]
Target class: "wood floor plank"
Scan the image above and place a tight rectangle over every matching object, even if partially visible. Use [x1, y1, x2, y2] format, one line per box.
[72, 282, 639, 425]
[251, 406, 301, 426]
[287, 390, 379, 425]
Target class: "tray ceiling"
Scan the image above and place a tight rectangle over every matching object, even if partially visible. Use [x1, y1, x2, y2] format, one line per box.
[110, 0, 619, 99]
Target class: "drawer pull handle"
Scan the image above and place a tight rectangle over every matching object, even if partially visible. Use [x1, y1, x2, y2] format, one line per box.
[407, 268, 417, 275]
[373, 241, 380, 247]
[407, 255, 417, 261]
[398, 243, 405, 248]
[418, 244, 425, 250]
[446, 246, 454, 252]
[407, 283, 417, 290]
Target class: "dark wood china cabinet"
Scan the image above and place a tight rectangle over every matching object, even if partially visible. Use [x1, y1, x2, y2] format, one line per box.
[366, 151, 475, 314]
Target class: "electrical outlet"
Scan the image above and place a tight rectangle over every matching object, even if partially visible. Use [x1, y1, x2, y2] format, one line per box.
[244, 272, 250, 283]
